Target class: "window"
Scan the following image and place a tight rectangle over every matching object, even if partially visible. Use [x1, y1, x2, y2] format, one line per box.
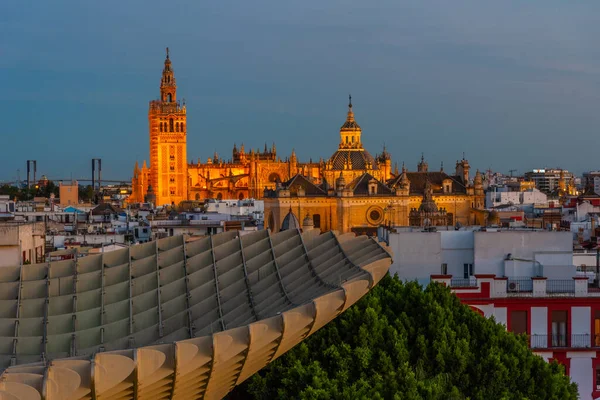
[167, 93, 172, 102]
[170, 118, 174, 132]
[345, 136, 349, 144]
[463, 263, 474, 279]
[441, 263, 448, 275]
[175, 122, 179, 132]
[596, 365, 600, 390]
[510, 310, 527, 335]
[551, 310, 568, 347]
[313, 214, 321, 228]
[159, 123, 163, 132]
[352, 136, 355, 142]
[170, 166, 175, 171]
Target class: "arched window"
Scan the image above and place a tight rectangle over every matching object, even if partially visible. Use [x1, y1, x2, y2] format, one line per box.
[175, 122, 179, 132]
[345, 136, 349, 144]
[169, 118, 174, 132]
[352, 136, 355, 142]
[216, 193, 223, 200]
[181, 123, 184, 132]
[159, 123, 163, 132]
[167, 93, 172, 102]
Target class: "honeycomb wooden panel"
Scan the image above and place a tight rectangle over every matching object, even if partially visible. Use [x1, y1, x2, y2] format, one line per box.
[0, 229, 391, 399]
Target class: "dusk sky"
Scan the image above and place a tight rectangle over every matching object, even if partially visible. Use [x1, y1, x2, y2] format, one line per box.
[2, 1, 600, 182]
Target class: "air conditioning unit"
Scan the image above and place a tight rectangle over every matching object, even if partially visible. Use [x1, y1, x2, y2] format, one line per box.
[508, 282, 520, 292]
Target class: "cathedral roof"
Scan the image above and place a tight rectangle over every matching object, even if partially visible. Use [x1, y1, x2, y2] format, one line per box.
[346, 173, 393, 196]
[328, 150, 378, 171]
[388, 172, 467, 195]
[282, 174, 326, 196]
[281, 208, 300, 231]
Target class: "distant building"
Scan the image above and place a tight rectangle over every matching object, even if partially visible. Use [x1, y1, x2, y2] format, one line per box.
[583, 171, 600, 195]
[485, 184, 547, 209]
[59, 180, 78, 206]
[0, 222, 45, 266]
[0, 195, 15, 220]
[524, 168, 574, 194]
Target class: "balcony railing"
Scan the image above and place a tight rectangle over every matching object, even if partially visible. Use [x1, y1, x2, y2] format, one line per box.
[450, 278, 477, 287]
[530, 334, 594, 349]
[546, 280, 575, 294]
[507, 278, 533, 293]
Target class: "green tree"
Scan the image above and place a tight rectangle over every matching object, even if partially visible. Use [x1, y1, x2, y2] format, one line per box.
[230, 276, 577, 400]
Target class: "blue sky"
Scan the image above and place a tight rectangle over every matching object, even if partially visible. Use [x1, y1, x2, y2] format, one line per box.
[1, 0, 599, 182]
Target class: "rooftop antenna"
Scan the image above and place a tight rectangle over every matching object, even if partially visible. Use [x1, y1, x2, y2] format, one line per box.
[509, 169, 517, 177]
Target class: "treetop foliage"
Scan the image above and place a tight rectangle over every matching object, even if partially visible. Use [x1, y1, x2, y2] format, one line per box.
[230, 275, 577, 400]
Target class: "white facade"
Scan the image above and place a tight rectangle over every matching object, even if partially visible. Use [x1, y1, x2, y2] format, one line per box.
[387, 230, 575, 282]
[205, 199, 264, 220]
[485, 188, 548, 209]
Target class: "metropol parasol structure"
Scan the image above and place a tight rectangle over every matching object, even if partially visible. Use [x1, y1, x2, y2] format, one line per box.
[0, 227, 391, 399]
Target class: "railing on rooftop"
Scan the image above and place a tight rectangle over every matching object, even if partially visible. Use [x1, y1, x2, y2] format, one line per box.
[507, 278, 533, 293]
[546, 279, 575, 294]
[450, 278, 477, 287]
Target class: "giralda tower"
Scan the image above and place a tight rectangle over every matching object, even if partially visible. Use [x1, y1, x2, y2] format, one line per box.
[148, 48, 188, 206]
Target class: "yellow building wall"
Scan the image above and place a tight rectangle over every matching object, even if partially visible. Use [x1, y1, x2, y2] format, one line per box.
[59, 181, 78, 207]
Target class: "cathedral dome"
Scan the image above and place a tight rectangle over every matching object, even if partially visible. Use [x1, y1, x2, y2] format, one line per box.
[281, 208, 300, 231]
[328, 150, 378, 171]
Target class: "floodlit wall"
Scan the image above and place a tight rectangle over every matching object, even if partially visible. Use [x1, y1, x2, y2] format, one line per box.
[0, 229, 392, 399]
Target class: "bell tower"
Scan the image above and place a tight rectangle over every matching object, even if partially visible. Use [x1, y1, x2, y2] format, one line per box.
[148, 48, 188, 206]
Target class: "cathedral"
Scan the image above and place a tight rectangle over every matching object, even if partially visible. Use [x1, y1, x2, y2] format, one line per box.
[263, 101, 487, 234]
[129, 50, 320, 205]
[130, 50, 486, 233]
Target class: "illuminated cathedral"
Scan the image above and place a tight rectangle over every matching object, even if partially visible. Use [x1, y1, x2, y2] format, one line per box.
[130, 50, 486, 232]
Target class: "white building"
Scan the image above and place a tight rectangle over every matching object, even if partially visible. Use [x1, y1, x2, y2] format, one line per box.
[386, 230, 574, 284]
[485, 187, 548, 209]
[0, 222, 46, 266]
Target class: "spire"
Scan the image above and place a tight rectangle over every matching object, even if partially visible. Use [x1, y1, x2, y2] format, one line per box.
[440, 161, 444, 172]
[142, 160, 147, 169]
[160, 48, 176, 103]
[402, 161, 406, 173]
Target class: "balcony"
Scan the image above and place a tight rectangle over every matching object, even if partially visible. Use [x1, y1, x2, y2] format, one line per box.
[530, 334, 596, 349]
[506, 278, 575, 295]
[432, 274, 595, 298]
[450, 278, 478, 288]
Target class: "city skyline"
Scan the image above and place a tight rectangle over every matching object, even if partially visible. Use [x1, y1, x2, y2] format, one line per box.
[2, 1, 600, 181]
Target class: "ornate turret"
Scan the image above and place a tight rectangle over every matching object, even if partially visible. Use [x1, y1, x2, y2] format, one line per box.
[419, 179, 438, 213]
[417, 154, 428, 172]
[395, 163, 410, 196]
[339, 95, 362, 149]
[377, 144, 392, 180]
[160, 48, 177, 103]
[336, 172, 346, 192]
[473, 170, 484, 208]
[455, 154, 470, 183]
[302, 212, 314, 232]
